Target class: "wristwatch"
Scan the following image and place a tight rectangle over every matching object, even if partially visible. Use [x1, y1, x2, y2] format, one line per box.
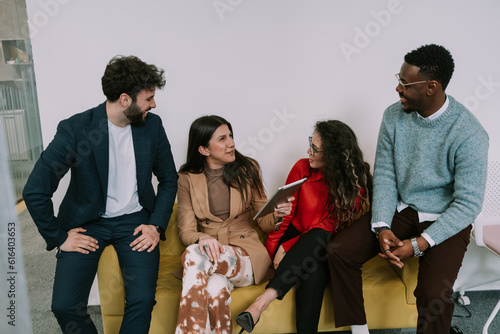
[374, 226, 390, 237]
[155, 225, 164, 234]
[411, 237, 424, 257]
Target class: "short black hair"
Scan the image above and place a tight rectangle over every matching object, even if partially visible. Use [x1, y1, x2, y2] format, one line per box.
[404, 44, 455, 91]
[101, 55, 166, 102]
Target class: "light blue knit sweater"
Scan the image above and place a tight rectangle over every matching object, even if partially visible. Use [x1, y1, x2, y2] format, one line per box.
[371, 95, 489, 245]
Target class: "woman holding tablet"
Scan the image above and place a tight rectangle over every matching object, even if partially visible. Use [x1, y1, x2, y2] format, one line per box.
[175, 115, 292, 334]
[237, 120, 372, 333]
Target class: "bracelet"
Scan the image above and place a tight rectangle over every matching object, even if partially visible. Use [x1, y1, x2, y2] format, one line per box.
[375, 226, 390, 237]
[411, 237, 424, 257]
[274, 217, 283, 231]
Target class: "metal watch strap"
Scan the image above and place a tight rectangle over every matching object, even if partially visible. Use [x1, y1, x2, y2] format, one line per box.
[411, 237, 424, 257]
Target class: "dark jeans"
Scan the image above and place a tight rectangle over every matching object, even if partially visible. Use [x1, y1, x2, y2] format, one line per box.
[267, 227, 331, 334]
[327, 209, 471, 334]
[51, 210, 159, 334]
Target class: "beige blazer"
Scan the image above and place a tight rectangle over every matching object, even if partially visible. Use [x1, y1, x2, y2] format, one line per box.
[177, 172, 277, 284]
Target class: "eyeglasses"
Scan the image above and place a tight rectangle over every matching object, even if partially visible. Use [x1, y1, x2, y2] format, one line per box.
[395, 73, 428, 90]
[309, 136, 323, 156]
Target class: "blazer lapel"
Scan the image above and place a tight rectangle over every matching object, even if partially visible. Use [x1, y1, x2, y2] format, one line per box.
[91, 103, 109, 200]
[189, 173, 223, 222]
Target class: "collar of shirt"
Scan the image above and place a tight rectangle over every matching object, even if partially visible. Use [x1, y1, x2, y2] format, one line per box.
[417, 95, 449, 120]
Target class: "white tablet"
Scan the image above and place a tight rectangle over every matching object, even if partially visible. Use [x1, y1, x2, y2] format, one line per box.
[253, 178, 307, 220]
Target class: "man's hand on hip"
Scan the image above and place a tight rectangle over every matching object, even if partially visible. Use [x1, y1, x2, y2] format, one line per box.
[131, 224, 160, 252]
[60, 227, 99, 254]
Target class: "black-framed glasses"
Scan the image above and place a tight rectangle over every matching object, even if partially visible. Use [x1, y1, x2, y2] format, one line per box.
[309, 136, 323, 156]
[395, 73, 428, 90]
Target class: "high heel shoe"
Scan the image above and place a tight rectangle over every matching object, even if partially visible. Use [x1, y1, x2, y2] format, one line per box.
[236, 311, 260, 333]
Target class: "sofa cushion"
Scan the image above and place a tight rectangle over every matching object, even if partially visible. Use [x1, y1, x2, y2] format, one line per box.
[98, 245, 417, 333]
[97, 203, 418, 333]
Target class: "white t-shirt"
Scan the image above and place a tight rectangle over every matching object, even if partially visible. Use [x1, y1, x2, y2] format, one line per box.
[103, 120, 143, 217]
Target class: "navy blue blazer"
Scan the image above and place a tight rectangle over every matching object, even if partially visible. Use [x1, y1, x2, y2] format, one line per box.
[23, 102, 178, 250]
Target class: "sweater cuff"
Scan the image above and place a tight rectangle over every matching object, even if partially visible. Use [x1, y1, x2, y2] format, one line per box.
[371, 221, 390, 233]
[421, 232, 435, 247]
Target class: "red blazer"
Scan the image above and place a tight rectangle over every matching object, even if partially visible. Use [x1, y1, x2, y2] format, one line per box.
[265, 158, 364, 258]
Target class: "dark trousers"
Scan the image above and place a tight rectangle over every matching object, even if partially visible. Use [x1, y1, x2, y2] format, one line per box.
[267, 228, 331, 334]
[51, 210, 160, 334]
[327, 208, 471, 334]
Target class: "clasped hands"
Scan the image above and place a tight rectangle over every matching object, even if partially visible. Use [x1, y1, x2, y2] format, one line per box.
[377, 230, 429, 268]
[60, 224, 160, 254]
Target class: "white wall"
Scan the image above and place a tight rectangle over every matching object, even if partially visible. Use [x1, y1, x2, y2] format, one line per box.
[25, 0, 500, 290]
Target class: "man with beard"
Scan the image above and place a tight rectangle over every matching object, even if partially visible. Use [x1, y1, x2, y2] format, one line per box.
[23, 55, 178, 334]
[327, 44, 488, 334]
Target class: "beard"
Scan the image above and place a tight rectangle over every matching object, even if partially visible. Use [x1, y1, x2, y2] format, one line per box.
[124, 102, 147, 126]
[399, 95, 414, 114]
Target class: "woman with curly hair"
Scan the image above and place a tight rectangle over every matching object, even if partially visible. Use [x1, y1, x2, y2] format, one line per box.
[236, 120, 372, 333]
[175, 115, 292, 334]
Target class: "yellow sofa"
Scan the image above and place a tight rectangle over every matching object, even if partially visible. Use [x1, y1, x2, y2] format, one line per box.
[97, 204, 418, 333]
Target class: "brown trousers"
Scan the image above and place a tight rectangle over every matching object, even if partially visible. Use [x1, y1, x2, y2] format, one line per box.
[327, 208, 471, 334]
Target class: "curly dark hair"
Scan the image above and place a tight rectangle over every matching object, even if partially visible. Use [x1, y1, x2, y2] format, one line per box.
[404, 44, 455, 91]
[101, 55, 166, 102]
[314, 120, 372, 228]
[179, 115, 265, 203]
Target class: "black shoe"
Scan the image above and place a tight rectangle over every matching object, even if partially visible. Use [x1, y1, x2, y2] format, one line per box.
[236, 311, 259, 333]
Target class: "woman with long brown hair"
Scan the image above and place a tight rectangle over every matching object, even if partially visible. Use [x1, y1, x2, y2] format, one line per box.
[175, 115, 292, 334]
[237, 120, 372, 333]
